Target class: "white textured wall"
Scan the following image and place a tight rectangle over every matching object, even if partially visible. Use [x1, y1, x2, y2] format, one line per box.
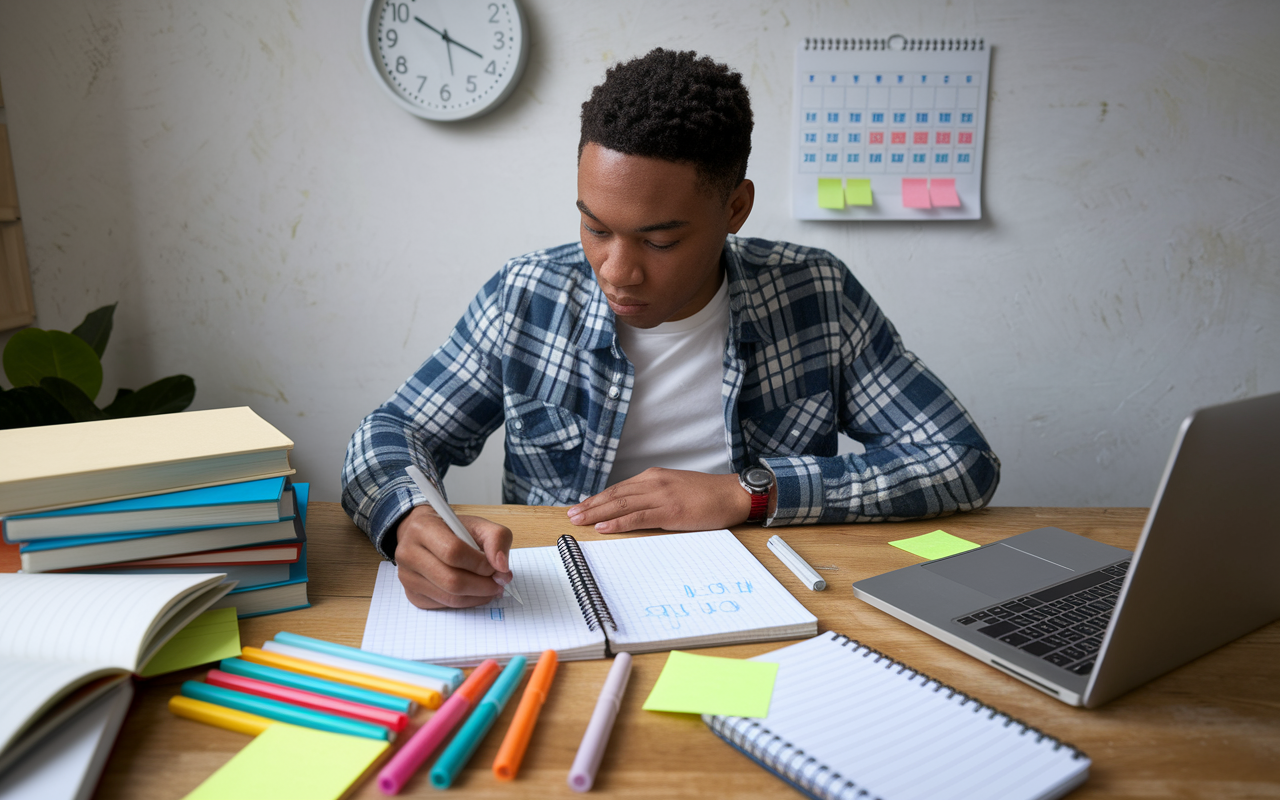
[0, 0, 1276, 509]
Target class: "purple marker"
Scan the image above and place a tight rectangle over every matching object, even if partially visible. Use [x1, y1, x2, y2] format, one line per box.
[568, 652, 632, 792]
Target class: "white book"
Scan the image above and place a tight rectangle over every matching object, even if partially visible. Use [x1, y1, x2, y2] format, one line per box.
[361, 529, 818, 666]
[704, 632, 1091, 800]
[0, 572, 233, 773]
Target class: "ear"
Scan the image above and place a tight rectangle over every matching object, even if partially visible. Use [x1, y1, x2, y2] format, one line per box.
[725, 179, 755, 234]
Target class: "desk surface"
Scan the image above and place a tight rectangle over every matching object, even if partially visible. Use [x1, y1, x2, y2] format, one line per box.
[98, 505, 1280, 799]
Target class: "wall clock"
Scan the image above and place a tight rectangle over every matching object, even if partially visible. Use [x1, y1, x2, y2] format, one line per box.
[362, 0, 529, 121]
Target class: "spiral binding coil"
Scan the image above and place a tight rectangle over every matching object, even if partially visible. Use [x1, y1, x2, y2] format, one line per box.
[803, 36, 985, 52]
[706, 631, 1087, 800]
[556, 534, 617, 633]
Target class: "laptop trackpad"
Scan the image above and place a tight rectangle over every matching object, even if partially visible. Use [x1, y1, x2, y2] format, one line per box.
[922, 544, 1075, 600]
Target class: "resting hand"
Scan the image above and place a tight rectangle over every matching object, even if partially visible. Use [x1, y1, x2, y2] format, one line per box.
[393, 506, 513, 609]
[566, 469, 752, 534]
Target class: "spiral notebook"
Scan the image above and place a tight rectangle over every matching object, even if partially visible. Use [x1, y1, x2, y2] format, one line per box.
[704, 632, 1090, 800]
[793, 35, 991, 220]
[361, 529, 818, 666]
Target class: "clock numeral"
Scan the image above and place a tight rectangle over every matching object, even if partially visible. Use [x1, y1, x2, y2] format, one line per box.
[488, 3, 500, 23]
[493, 31, 505, 50]
[485, 61, 496, 75]
[466, 75, 477, 93]
[417, 75, 427, 93]
[385, 29, 398, 48]
[395, 55, 407, 74]
[388, 2, 409, 23]
[440, 84, 451, 101]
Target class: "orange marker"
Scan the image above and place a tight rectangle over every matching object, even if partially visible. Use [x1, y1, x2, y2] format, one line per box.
[493, 650, 559, 781]
[239, 646, 442, 710]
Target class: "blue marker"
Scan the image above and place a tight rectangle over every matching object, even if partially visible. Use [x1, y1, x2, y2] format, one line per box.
[218, 657, 417, 715]
[429, 656, 528, 788]
[273, 632, 464, 690]
[180, 681, 393, 741]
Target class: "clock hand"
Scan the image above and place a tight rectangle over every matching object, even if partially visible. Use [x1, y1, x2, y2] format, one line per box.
[441, 30, 483, 60]
[414, 16, 458, 75]
[413, 16, 445, 39]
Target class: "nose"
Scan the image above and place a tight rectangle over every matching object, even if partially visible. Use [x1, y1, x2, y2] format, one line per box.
[595, 240, 644, 289]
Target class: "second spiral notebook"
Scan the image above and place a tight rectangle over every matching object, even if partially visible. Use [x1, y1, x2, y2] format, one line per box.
[361, 529, 818, 666]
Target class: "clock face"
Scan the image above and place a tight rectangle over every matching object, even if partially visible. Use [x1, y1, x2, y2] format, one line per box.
[363, 0, 528, 121]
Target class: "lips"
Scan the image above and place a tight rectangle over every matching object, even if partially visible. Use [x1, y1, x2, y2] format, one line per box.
[606, 296, 647, 316]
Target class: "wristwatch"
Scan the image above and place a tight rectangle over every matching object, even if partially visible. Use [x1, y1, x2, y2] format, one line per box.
[739, 466, 776, 524]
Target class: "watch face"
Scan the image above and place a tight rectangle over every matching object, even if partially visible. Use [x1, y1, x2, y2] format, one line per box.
[742, 466, 774, 492]
[364, 0, 528, 121]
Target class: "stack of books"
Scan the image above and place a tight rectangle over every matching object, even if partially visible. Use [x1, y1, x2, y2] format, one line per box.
[0, 406, 310, 618]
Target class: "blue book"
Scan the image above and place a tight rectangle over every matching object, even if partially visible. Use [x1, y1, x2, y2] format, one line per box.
[211, 484, 311, 619]
[3, 477, 293, 542]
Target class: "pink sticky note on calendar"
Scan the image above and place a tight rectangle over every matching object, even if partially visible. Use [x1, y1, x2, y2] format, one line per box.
[901, 178, 931, 209]
[930, 179, 961, 208]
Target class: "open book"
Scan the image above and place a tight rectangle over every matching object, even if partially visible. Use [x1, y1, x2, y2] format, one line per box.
[361, 529, 818, 666]
[0, 572, 233, 775]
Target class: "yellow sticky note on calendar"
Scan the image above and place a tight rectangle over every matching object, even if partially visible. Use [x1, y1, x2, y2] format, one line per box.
[817, 178, 845, 209]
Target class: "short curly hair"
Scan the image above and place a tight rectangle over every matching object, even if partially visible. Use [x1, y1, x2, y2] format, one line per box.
[579, 49, 753, 201]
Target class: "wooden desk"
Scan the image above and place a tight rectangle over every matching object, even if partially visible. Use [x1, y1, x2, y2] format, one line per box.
[98, 505, 1280, 799]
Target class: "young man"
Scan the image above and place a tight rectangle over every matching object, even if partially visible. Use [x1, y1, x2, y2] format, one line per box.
[342, 49, 1000, 610]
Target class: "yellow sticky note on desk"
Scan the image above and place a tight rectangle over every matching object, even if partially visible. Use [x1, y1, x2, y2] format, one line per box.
[845, 178, 873, 206]
[642, 651, 778, 718]
[184, 723, 388, 800]
[817, 178, 845, 209]
[888, 530, 980, 560]
[140, 607, 241, 677]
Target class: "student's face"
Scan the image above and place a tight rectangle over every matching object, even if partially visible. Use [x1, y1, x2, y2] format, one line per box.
[576, 143, 754, 329]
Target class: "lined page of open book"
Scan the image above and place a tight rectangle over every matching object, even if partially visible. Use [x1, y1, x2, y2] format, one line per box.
[360, 530, 817, 665]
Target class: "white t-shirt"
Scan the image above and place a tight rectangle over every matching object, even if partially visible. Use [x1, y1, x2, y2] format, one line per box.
[608, 276, 733, 485]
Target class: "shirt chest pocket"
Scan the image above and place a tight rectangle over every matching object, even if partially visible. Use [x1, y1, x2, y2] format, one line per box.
[505, 393, 586, 482]
[741, 391, 837, 458]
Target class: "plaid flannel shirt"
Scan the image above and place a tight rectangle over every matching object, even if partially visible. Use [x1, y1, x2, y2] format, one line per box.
[342, 236, 1000, 558]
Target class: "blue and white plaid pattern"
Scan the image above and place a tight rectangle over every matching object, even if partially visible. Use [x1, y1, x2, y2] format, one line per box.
[342, 236, 1000, 557]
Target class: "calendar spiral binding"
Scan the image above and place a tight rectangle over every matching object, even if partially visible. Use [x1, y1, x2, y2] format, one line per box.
[803, 37, 985, 52]
[704, 630, 1087, 800]
[556, 534, 618, 634]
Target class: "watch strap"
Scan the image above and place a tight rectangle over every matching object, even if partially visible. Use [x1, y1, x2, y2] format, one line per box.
[746, 489, 769, 523]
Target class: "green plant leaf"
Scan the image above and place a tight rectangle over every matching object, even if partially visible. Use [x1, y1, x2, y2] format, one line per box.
[2, 328, 104, 401]
[40, 377, 109, 422]
[0, 386, 76, 430]
[104, 374, 195, 418]
[71, 303, 118, 359]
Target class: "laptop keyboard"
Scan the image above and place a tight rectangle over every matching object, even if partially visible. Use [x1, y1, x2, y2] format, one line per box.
[954, 561, 1131, 676]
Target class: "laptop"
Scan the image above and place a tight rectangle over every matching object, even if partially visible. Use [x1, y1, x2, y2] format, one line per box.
[851, 392, 1280, 708]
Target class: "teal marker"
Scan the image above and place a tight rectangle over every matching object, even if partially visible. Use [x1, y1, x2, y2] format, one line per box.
[218, 657, 417, 715]
[273, 631, 464, 690]
[429, 656, 528, 789]
[180, 681, 393, 741]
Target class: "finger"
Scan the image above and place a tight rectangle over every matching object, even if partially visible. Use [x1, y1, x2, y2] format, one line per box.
[463, 515, 514, 579]
[399, 568, 496, 609]
[593, 507, 658, 534]
[568, 483, 654, 526]
[397, 543, 506, 606]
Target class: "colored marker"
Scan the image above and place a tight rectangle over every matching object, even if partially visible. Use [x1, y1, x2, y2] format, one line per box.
[377, 659, 502, 795]
[219, 657, 417, 714]
[430, 656, 528, 789]
[767, 535, 826, 591]
[406, 464, 524, 605]
[263, 640, 451, 696]
[240, 647, 442, 709]
[274, 631, 464, 689]
[493, 650, 559, 781]
[168, 695, 272, 736]
[205, 669, 410, 732]
[569, 652, 633, 792]
[180, 680, 393, 741]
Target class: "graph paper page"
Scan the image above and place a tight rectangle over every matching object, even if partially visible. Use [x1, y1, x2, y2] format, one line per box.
[360, 545, 605, 666]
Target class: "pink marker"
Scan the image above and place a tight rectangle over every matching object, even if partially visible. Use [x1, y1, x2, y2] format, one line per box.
[377, 659, 501, 795]
[204, 669, 409, 732]
[568, 652, 632, 792]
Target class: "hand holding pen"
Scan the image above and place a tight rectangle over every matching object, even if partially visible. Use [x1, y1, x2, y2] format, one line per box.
[395, 465, 524, 608]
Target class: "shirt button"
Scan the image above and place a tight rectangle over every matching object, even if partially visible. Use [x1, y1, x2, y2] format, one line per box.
[513, 420, 524, 430]
[608, 385, 621, 399]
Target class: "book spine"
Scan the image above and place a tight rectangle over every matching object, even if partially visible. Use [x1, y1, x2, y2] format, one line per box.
[555, 535, 617, 633]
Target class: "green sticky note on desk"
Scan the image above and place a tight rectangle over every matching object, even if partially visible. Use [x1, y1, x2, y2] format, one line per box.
[817, 178, 845, 209]
[888, 530, 980, 560]
[184, 723, 388, 800]
[642, 651, 778, 718]
[845, 178, 873, 206]
[140, 607, 241, 677]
